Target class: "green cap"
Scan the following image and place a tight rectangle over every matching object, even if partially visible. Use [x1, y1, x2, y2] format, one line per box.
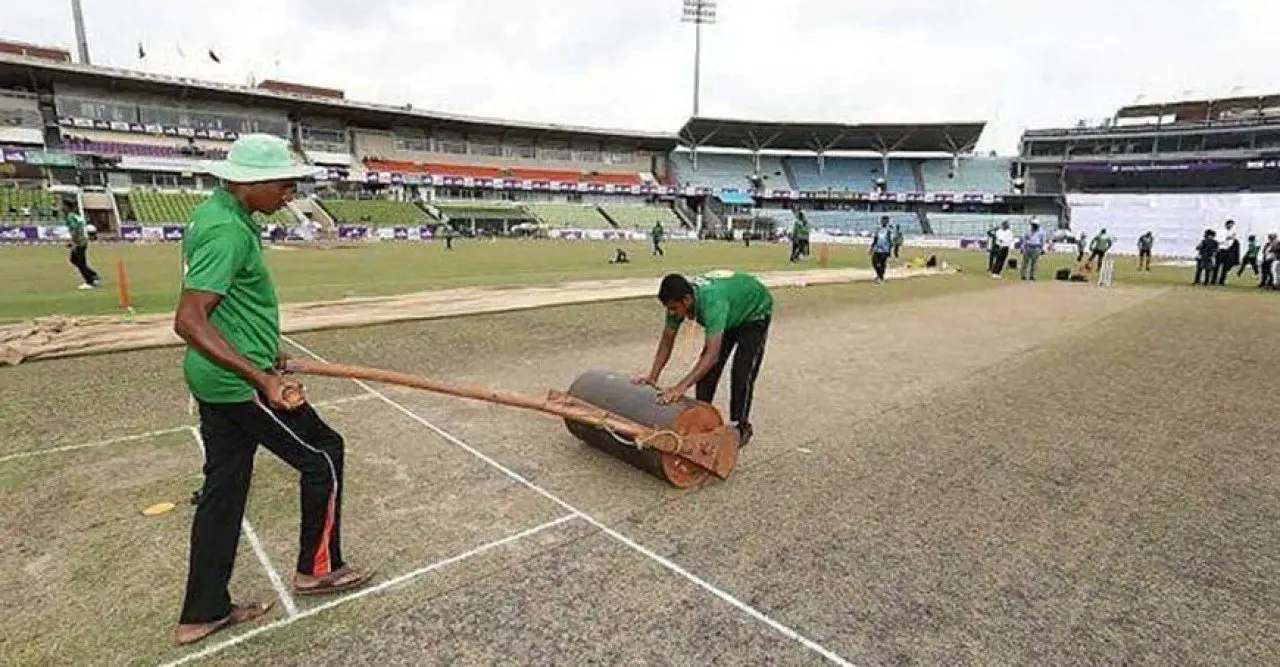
[205, 133, 321, 183]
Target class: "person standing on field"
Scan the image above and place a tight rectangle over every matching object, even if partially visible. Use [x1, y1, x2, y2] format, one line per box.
[1237, 234, 1260, 277]
[651, 220, 665, 257]
[1020, 221, 1047, 281]
[64, 201, 100, 290]
[635, 270, 772, 449]
[869, 217, 895, 284]
[1075, 231, 1087, 262]
[1214, 219, 1239, 285]
[990, 220, 1014, 279]
[172, 134, 375, 647]
[1088, 228, 1113, 271]
[1260, 233, 1278, 289]
[1137, 231, 1154, 271]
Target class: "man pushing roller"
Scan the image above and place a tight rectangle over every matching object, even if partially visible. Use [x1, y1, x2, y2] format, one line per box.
[172, 134, 374, 646]
[634, 270, 772, 450]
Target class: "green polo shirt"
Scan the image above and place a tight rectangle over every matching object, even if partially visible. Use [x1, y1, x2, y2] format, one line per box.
[181, 188, 280, 403]
[665, 270, 773, 336]
[65, 212, 87, 247]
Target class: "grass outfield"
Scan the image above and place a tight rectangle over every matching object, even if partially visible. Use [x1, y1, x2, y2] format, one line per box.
[0, 238, 1270, 322]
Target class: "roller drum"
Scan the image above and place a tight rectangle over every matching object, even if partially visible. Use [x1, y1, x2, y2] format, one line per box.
[564, 369, 725, 488]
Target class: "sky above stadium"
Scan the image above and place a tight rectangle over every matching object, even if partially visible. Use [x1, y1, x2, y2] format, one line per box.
[9, 0, 1280, 153]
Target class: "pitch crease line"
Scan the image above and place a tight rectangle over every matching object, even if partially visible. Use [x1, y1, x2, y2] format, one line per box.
[158, 514, 578, 667]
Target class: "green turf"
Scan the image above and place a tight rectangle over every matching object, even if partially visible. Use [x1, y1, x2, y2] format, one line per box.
[0, 240, 1268, 322]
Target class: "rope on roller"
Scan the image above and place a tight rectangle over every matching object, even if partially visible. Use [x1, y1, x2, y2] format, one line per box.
[587, 409, 683, 454]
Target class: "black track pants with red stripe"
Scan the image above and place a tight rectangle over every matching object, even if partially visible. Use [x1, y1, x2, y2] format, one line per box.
[180, 395, 346, 624]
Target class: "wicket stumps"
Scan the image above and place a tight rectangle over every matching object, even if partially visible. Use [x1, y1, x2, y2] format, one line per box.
[1097, 259, 1115, 287]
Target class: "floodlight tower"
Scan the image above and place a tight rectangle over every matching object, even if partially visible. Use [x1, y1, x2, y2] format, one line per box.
[681, 0, 716, 117]
[70, 0, 91, 64]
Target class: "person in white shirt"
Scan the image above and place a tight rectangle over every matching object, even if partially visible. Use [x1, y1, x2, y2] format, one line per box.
[990, 221, 1015, 279]
[1214, 219, 1239, 284]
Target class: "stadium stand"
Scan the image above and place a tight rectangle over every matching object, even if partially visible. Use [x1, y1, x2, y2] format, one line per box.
[64, 138, 228, 160]
[927, 213, 1040, 237]
[599, 204, 681, 230]
[804, 210, 921, 233]
[0, 91, 43, 144]
[0, 186, 59, 221]
[522, 202, 612, 228]
[785, 157, 916, 192]
[919, 157, 1013, 193]
[320, 198, 428, 226]
[669, 152, 758, 190]
[127, 190, 293, 225]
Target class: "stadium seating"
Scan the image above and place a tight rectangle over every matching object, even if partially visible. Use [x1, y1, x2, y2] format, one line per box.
[523, 203, 612, 228]
[127, 190, 293, 225]
[0, 187, 59, 221]
[320, 198, 428, 226]
[64, 138, 228, 160]
[919, 157, 1013, 193]
[599, 204, 681, 230]
[785, 157, 915, 192]
[803, 210, 922, 234]
[669, 152, 758, 191]
[927, 213, 1041, 237]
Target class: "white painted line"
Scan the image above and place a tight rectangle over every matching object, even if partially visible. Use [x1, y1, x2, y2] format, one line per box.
[283, 336, 855, 667]
[0, 425, 192, 465]
[0, 394, 373, 466]
[159, 513, 578, 667]
[241, 518, 300, 618]
[187, 427, 299, 620]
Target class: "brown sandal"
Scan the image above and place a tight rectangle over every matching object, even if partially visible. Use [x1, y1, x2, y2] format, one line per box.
[293, 565, 376, 596]
[173, 600, 274, 647]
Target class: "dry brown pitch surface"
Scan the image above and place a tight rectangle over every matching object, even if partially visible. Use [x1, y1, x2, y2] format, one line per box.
[2, 278, 1277, 666]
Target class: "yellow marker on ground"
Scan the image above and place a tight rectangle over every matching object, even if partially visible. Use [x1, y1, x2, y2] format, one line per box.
[142, 502, 176, 517]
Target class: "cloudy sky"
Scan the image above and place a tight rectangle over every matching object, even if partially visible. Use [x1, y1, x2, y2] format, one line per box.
[7, 0, 1280, 153]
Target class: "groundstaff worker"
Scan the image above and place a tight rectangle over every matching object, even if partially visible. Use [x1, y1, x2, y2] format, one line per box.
[172, 134, 374, 647]
[634, 270, 773, 449]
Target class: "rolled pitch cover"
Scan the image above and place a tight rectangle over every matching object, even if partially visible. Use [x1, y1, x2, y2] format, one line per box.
[564, 369, 726, 488]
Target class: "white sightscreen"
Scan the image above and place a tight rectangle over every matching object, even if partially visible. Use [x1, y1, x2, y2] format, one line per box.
[1067, 193, 1280, 258]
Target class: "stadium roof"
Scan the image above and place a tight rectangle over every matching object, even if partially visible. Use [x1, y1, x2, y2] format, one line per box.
[0, 52, 678, 150]
[677, 117, 987, 154]
[1116, 94, 1280, 120]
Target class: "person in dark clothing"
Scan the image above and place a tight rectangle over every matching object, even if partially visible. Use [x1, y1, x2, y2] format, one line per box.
[64, 202, 101, 289]
[1194, 229, 1219, 286]
[1261, 233, 1278, 289]
[635, 271, 773, 449]
[869, 218, 895, 284]
[1075, 232, 1087, 262]
[1237, 235, 1260, 277]
[1137, 231, 1154, 271]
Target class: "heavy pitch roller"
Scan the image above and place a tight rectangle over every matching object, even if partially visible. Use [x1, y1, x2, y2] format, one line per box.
[284, 360, 739, 488]
[549, 369, 735, 489]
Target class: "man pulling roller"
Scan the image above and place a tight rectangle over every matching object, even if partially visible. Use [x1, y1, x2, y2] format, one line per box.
[634, 270, 772, 449]
[172, 134, 375, 647]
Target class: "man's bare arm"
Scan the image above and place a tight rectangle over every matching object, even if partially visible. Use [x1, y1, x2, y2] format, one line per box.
[637, 327, 679, 384]
[671, 333, 723, 393]
[174, 290, 291, 407]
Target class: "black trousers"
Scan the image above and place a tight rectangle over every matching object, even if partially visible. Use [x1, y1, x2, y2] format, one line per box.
[992, 247, 1010, 275]
[871, 251, 890, 280]
[1088, 249, 1107, 270]
[1238, 257, 1259, 276]
[695, 318, 769, 427]
[1194, 257, 1215, 285]
[1215, 250, 1236, 284]
[69, 244, 99, 284]
[1262, 259, 1275, 287]
[181, 396, 346, 624]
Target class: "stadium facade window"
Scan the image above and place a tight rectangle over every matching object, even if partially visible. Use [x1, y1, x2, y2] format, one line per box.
[469, 141, 502, 157]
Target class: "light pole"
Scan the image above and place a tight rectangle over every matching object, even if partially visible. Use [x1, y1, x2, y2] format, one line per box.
[681, 0, 716, 117]
[70, 0, 91, 64]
